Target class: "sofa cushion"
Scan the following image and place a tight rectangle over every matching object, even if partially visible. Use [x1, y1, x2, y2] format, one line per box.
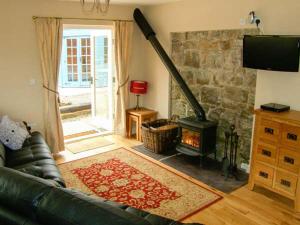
[0, 115, 29, 150]
[5, 131, 66, 187]
[36, 188, 151, 225]
[0, 167, 56, 221]
[0, 142, 5, 167]
[12, 159, 65, 187]
[5, 146, 53, 167]
[0, 205, 41, 225]
[105, 201, 185, 225]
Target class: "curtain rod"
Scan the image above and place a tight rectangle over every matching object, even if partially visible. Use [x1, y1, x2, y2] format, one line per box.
[32, 16, 133, 22]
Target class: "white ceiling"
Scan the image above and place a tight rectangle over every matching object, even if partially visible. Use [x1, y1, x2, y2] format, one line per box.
[59, 0, 181, 5]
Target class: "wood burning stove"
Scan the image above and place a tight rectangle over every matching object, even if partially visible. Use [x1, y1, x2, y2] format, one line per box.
[134, 9, 218, 159]
[177, 117, 217, 160]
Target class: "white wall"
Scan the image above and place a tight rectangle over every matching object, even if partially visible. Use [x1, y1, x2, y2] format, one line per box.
[1, 0, 299, 133]
[141, 0, 300, 118]
[0, 0, 144, 133]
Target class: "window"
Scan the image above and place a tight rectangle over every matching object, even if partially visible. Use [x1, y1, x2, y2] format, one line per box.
[104, 37, 108, 64]
[81, 38, 91, 82]
[60, 32, 110, 88]
[66, 38, 78, 82]
[63, 36, 92, 86]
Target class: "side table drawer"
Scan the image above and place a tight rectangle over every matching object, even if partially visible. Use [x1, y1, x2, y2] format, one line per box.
[278, 148, 300, 174]
[281, 124, 300, 148]
[256, 142, 278, 165]
[258, 119, 280, 143]
[254, 163, 274, 187]
[274, 170, 298, 196]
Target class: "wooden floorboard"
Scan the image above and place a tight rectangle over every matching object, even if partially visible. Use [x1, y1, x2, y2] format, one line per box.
[55, 135, 300, 225]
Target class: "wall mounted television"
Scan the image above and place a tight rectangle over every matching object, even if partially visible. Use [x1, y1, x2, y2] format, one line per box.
[243, 35, 300, 72]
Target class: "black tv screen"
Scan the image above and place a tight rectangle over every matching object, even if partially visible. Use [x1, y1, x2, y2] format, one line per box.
[243, 35, 300, 72]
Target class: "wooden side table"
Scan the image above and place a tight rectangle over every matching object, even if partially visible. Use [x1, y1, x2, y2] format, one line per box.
[126, 108, 158, 141]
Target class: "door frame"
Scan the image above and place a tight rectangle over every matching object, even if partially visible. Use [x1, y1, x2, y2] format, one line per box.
[61, 22, 115, 133]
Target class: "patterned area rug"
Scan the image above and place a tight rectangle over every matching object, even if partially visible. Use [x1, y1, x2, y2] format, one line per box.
[59, 148, 222, 220]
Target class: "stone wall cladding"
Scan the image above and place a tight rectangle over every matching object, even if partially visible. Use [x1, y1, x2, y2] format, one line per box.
[170, 29, 259, 166]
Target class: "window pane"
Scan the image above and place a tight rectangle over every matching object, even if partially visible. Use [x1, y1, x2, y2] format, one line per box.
[82, 48, 86, 55]
[87, 56, 91, 64]
[73, 48, 77, 55]
[87, 65, 91, 72]
[73, 66, 78, 73]
[87, 38, 91, 46]
[67, 57, 72, 64]
[67, 39, 72, 47]
[73, 57, 77, 64]
[67, 48, 72, 55]
[87, 47, 91, 55]
[68, 74, 72, 81]
[67, 66, 72, 73]
[82, 73, 87, 81]
[81, 38, 87, 46]
[82, 57, 86, 64]
[74, 73, 78, 81]
[72, 39, 77, 47]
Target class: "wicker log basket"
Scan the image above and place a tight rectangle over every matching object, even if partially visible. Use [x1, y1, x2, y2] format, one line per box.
[141, 119, 179, 153]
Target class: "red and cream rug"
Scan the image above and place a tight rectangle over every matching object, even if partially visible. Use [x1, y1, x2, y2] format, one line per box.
[58, 148, 222, 220]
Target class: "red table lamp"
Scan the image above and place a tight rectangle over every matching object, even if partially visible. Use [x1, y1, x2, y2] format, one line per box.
[130, 80, 148, 110]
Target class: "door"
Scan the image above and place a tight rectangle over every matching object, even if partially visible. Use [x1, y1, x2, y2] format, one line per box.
[91, 29, 114, 131]
[59, 26, 114, 138]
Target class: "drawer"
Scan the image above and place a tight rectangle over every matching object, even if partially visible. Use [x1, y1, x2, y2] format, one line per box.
[281, 124, 300, 148]
[278, 148, 300, 174]
[258, 119, 280, 143]
[274, 170, 298, 196]
[254, 163, 274, 187]
[255, 142, 278, 165]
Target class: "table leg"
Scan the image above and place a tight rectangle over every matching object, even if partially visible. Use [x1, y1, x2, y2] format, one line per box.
[128, 116, 132, 139]
[138, 116, 143, 141]
[126, 114, 129, 138]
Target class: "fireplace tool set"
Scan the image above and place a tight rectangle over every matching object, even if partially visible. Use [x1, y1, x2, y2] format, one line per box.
[222, 125, 240, 180]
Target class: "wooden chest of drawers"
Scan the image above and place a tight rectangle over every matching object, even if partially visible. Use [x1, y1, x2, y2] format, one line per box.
[249, 109, 300, 212]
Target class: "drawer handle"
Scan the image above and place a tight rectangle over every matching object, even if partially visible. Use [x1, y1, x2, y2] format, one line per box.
[287, 133, 298, 141]
[280, 179, 291, 188]
[262, 149, 272, 157]
[265, 127, 274, 135]
[259, 171, 269, 179]
[284, 156, 295, 165]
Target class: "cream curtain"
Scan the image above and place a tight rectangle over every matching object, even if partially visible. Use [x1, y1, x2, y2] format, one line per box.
[34, 18, 64, 154]
[114, 21, 133, 136]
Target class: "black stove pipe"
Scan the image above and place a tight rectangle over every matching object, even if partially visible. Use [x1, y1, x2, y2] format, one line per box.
[133, 8, 207, 121]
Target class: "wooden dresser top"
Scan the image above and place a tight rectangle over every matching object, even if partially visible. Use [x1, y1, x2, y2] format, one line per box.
[255, 109, 300, 126]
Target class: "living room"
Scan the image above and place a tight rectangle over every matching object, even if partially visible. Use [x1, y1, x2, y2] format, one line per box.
[0, 0, 300, 225]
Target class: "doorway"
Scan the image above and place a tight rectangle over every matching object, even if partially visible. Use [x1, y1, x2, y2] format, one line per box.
[59, 26, 114, 140]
